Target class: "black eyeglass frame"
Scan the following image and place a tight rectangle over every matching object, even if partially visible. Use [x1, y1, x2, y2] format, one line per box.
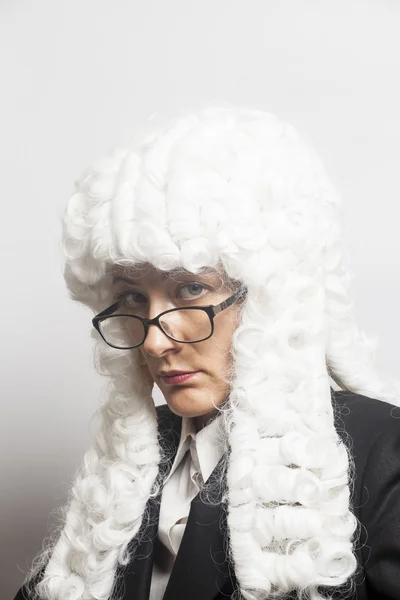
[92, 287, 247, 350]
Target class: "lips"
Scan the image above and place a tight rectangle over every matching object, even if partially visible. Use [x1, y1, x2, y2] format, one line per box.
[160, 371, 199, 385]
[158, 370, 195, 376]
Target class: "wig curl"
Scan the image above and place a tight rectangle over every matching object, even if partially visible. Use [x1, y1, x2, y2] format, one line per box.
[23, 105, 400, 600]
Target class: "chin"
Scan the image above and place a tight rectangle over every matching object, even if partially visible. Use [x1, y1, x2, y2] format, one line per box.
[164, 397, 215, 419]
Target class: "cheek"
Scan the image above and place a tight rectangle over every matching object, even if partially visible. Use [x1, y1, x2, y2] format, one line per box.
[137, 348, 148, 368]
[208, 321, 237, 366]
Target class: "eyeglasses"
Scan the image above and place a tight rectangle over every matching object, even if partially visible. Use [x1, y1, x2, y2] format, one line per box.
[92, 287, 247, 350]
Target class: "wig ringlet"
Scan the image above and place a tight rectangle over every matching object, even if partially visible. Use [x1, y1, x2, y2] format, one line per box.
[24, 105, 400, 600]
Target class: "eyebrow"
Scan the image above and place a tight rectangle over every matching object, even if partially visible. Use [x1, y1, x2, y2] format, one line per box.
[111, 269, 212, 285]
[112, 275, 138, 285]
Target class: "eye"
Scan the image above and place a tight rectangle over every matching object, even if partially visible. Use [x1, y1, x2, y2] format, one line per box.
[178, 282, 208, 299]
[114, 291, 145, 306]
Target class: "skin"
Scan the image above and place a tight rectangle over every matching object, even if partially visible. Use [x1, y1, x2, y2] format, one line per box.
[111, 264, 243, 431]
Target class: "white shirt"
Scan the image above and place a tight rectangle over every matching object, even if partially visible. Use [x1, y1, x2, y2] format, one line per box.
[149, 412, 225, 600]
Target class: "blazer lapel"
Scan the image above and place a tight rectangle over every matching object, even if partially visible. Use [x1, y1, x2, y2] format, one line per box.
[162, 455, 236, 600]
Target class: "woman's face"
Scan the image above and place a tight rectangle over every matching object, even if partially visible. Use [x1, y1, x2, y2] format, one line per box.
[111, 264, 242, 429]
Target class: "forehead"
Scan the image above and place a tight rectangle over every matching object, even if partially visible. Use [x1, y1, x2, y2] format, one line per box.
[111, 264, 222, 284]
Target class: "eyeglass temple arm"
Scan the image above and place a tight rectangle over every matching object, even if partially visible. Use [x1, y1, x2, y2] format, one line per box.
[93, 300, 120, 321]
[212, 287, 247, 315]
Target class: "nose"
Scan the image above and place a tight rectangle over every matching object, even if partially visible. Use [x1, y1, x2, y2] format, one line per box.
[141, 316, 178, 357]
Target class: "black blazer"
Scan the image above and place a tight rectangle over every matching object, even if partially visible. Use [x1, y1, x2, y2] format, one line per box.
[14, 390, 400, 600]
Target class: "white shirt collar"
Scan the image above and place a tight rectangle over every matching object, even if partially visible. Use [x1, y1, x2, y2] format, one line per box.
[163, 412, 225, 486]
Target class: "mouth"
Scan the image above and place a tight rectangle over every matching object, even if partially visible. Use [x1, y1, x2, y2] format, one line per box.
[159, 370, 196, 376]
[160, 371, 200, 385]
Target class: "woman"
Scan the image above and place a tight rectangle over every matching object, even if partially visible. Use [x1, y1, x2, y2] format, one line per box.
[14, 105, 400, 600]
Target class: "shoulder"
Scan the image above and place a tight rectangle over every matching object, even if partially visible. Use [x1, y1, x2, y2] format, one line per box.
[332, 390, 400, 493]
[332, 388, 400, 431]
[333, 389, 400, 518]
[333, 391, 400, 594]
[332, 389, 400, 461]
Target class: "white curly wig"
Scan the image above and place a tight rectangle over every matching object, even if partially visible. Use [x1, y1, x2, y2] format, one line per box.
[22, 105, 400, 600]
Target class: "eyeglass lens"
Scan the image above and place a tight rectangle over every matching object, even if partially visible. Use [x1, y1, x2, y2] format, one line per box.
[98, 309, 212, 349]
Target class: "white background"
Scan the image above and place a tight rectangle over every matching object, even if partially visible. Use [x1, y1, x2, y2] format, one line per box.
[1, 1, 399, 595]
